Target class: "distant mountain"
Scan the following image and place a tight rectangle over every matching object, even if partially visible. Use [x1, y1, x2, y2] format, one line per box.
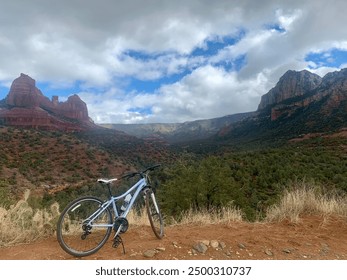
[0, 73, 176, 169]
[6, 67, 345, 146]
[257, 69, 322, 110]
[104, 68, 347, 144]
[0, 73, 95, 131]
[101, 112, 255, 143]
[216, 68, 347, 147]
[268, 68, 347, 121]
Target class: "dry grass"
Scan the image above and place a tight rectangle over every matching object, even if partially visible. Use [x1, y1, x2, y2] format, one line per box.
[265, 181, 347, 222]
[172, 206, 244, 225]
[1, 182, 346, 247]
[0, 190, 60, 247]
[126, 207, 151, 226]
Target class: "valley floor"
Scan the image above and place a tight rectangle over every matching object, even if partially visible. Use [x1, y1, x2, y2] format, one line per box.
[0, 215, 346, 260]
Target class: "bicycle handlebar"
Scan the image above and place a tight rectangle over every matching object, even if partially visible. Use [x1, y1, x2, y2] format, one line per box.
[143, 164, 161, 172]
[120, 164, 161, 180]
[97, 164, 161, 185]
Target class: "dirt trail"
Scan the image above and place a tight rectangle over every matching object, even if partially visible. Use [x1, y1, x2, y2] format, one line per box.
[0, 215, 346, 260]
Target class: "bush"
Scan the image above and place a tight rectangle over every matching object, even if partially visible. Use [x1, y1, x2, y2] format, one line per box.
[265, 181, 347, 222]
[0, 190, 60, 246]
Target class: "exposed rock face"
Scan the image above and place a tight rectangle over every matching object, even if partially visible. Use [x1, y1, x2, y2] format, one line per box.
[6, 73, 47, 108]
[318, 68, 347, 115]
[258, 70, 322, 110]
[53, 94, 89, 121]
[258, 69, 347, 121]
[0, 73, 93, 131]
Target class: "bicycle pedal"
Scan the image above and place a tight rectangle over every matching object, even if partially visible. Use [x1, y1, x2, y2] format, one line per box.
[112, 235, 126, 255]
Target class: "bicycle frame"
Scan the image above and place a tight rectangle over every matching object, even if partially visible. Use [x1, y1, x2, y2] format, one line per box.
[57, 164, 163, 257]
[83, 177, 148, 229]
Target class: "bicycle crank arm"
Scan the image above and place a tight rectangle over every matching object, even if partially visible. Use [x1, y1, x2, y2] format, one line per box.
[113, 225, 123, 238]
[112, 235, 126, 255]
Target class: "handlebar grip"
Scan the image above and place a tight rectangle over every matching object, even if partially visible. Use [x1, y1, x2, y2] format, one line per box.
[120, 172, 138, 179]
[120, 164, 161, 179]
[148, 164, 161, 171]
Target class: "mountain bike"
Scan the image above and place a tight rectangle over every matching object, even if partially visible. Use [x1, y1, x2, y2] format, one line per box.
[56, 164, 164, 257]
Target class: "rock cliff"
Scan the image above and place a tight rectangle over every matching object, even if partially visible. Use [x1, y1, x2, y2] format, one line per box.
[258, 69, 347, 121]
[0, 73, 93, 131]
[215, 68, 347, 146]
[258, 70, 322, 111]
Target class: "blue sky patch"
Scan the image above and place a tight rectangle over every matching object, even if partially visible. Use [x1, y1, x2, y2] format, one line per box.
[264, 23, 286, 33]
[36, 82, 68, 99]
[214, 54, 247, 72]
[124, 49, 165, 61]
[305, 48, 347, 69]
[0, 85, 9, 100]
[123, 32, 247, 94]
[191, 31, 245, 57]
[36, 81, 87, 100]
[125, 69, 191, 93]
[127, 106, 152, 115]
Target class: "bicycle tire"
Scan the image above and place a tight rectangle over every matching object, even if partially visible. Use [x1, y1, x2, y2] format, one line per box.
[145, 189, 164, 239]
[56, 196, 113, 257]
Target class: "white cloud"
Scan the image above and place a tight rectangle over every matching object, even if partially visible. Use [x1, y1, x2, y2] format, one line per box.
[153, 65, 268, 122]
[1, 0, 347, 123]
[81, 65, 269, 123]
[308, 66, 340, 77]
[275, 9, 303, 31]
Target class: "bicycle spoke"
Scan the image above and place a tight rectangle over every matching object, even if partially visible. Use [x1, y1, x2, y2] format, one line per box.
[57, 197, 112, 257]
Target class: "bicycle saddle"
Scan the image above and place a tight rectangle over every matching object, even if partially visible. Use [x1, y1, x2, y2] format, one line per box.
[97, 178, 118, 184]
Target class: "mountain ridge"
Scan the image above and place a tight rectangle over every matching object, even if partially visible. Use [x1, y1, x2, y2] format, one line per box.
[103, 68, 347, 144]
[1, 68, 347, 145]
[101, 111, 255, 143]
[0, 73, 95, 131]
[257, 69, 322, 110]
[215, 68, 347, 147]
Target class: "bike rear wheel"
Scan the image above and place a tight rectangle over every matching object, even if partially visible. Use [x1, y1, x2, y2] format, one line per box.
[145, 189, 164, 239]
[57, 196, 112, 257]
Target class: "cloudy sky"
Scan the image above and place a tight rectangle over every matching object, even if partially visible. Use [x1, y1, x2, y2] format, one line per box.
[1, 0, 347, 124]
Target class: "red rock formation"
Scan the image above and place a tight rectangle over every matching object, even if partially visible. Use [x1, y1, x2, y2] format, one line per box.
[258, 70, 322, 110]
[0, 73, 94, 131]
[6, 73, 48, 108]
[52, 94, 89, 121]
[260, 69, 347, 121]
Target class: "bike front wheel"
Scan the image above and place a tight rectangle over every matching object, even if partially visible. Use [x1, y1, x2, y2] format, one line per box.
[57, 196, 113, 257]
[145, 189, 164, 239]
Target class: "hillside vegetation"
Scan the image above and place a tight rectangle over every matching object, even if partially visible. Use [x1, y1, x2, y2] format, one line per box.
[1, 182, 346, 247]
[159, 136, 347, 221]
[1, 127, 346, 219]
[0, 127, 175, 206]
[0, 127, 131, 201]
[0, 127, 346, 247]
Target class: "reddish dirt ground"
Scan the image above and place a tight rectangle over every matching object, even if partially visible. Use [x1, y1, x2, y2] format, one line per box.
[0, 215, 346, 260]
